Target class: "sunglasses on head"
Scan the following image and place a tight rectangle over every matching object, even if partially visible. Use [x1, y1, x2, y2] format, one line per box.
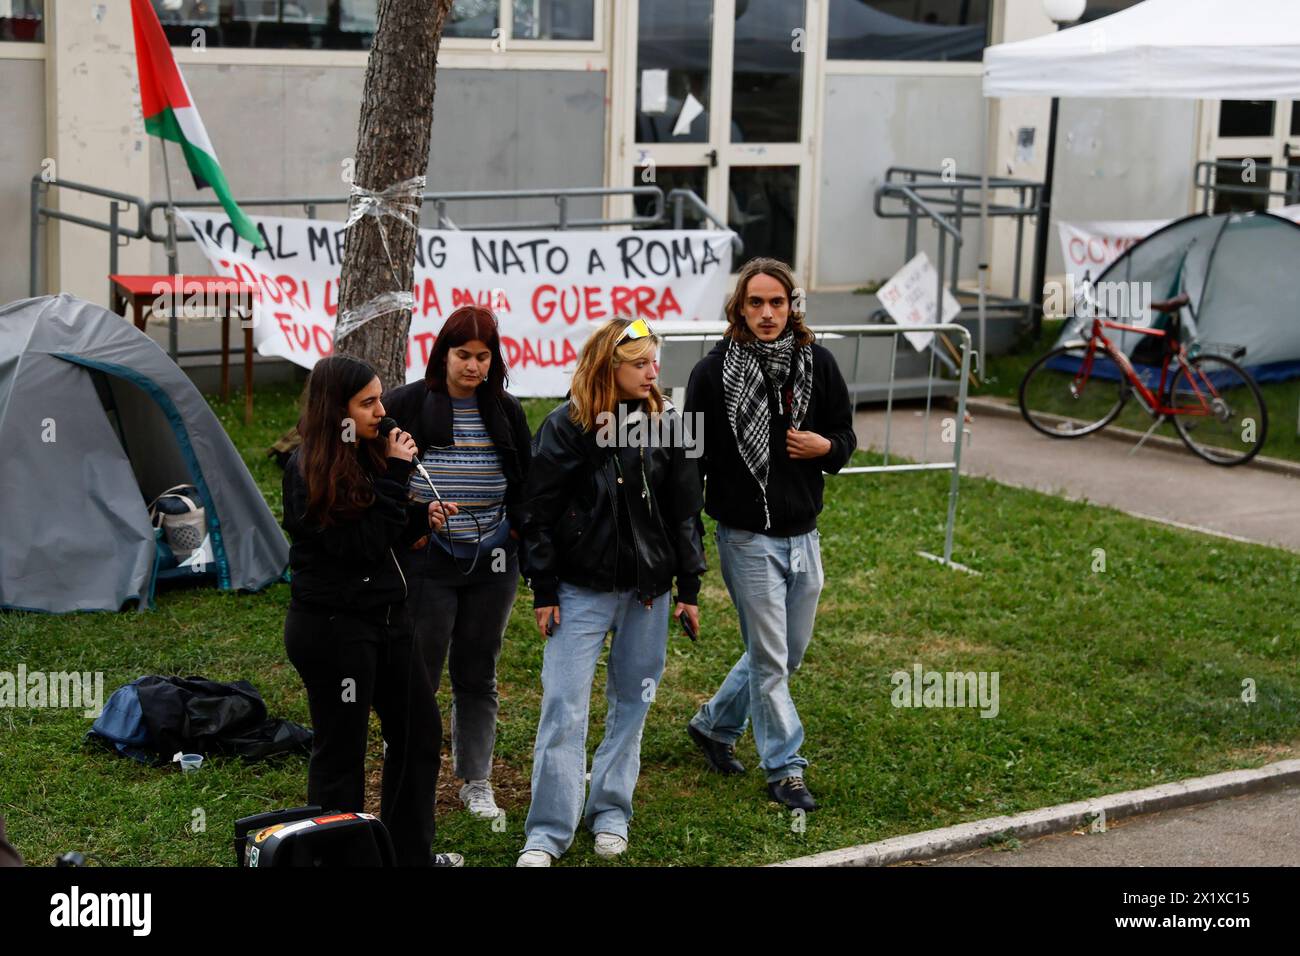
[615, 318, 653, 344]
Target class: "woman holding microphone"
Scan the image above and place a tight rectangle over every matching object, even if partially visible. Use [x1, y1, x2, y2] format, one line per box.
[281, 354, 461, 867]
[516, 317, 706, 867]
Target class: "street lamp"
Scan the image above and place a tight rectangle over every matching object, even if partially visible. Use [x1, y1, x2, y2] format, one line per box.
[1030, 0, 1087, 338]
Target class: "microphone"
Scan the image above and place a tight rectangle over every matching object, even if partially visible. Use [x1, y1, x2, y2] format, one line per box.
[380, 417, 439, 495]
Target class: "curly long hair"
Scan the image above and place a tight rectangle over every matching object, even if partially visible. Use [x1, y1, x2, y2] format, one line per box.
[568, 318, 665, 432]
[297, 355, 388, 526]
[424, 305, 509, 399]
[723, 257, 814, 347]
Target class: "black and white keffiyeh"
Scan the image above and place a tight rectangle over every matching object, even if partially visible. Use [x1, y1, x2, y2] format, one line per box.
[722, 330, 813, 529]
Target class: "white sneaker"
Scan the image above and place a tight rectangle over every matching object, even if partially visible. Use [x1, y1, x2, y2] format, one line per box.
[458, 779, 501, 819]
[593, 832, 627, 859]
[516, 849, 554, 867]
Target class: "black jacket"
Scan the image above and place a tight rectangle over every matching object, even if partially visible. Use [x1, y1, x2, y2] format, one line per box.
[381, 381, 533, 534]
[520, 400, 706, 607]
[685, 338, 857, 536]
[281, 448, 428, 616]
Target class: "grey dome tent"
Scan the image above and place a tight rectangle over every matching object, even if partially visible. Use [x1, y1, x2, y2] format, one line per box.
[1056, 211, 1300, 383]
[0, 294, 288, 613]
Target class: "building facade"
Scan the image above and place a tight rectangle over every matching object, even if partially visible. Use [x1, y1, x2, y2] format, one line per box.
[1, 0, 1292, 313]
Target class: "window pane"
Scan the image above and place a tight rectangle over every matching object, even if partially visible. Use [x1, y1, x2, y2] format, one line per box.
[1292, 102, 1300, 138]
[1288, 157, 1300, 205]
[153, 0, 370, 48]
[0, 0, 43, 42]
[512, 0, 593, 40]
[1212, 157, 1271, 214]
[340, 0, 378, 34]
[444, 0, 500, 38]
[732, 0, 804, 143]
[729, 166, 798, 268]
[827, 0, 987, 62]
[631, 165, 710, 229]
[153, 0, 218, 27]
[1218, 101, 1275, 138]
[636, 0, 713, 144]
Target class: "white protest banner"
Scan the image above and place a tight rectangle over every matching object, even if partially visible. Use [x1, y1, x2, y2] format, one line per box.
[1057, 219, 1169, 286]
[876, 252, 959, 352]
[177, 211, 734, 395]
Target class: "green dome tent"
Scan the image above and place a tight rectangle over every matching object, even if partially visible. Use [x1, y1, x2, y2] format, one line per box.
[1056, 211, 1300, 384]
[0, 294, 288, 613]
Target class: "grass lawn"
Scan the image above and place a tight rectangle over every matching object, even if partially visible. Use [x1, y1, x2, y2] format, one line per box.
[979, 320, 1300, 464]
[2, 379, 1298, 867]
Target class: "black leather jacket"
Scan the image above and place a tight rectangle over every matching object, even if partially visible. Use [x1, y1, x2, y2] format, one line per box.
[521, 400, 706, 607]
[281, 449, 428, 619]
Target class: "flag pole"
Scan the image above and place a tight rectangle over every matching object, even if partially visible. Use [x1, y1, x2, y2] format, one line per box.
[159, 137, 180, 359]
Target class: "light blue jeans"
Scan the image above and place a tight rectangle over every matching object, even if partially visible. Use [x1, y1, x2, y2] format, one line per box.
[522, 581, 670, 858]
[691, 524, 824, 783]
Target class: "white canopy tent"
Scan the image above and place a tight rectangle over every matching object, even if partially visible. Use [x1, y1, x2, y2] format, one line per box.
[974, 0, 1300, 355]
[984, 0, 1300, 100]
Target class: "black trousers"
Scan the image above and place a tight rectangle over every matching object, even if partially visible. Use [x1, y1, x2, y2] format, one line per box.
[284, 605, 441, 867]
[408, 554, 519, 781]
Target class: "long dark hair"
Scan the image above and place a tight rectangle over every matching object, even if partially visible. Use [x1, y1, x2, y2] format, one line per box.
[425, 305, 509, 398]
[297, 355, 388, 526]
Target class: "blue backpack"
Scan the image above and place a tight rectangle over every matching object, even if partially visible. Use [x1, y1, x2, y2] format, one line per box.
[87, 678, 155, 764]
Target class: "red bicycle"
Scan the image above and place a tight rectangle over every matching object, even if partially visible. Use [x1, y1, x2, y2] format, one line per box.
[1019, 284, 1268, 466]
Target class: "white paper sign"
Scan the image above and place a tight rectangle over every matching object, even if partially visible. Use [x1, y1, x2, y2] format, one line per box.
[876, 252, 959, 352]
[641, 69, 668, 114]
[673, 92, 705, 137]
[177, 211, 734, 396]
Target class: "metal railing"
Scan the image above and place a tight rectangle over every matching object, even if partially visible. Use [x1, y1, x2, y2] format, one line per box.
[874, 166, 1042, 366]
[29, 179, 740, 362]
[875, 166, 1042, 307]
[1194, 159, 1300, 212]
[663, 322, 976, 570]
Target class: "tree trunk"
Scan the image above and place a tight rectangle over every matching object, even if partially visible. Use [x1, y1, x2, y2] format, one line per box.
[335, 0, 455, 390]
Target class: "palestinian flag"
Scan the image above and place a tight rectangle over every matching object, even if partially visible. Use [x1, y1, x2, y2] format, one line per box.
[130, 0, 266, 249]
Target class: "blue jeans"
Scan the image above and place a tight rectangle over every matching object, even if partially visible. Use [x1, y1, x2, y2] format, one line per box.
[691, 525, 823, 783]
[523, 582, 670, 858]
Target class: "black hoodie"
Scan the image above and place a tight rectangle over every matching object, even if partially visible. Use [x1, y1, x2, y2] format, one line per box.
[684, 338, 857, 536]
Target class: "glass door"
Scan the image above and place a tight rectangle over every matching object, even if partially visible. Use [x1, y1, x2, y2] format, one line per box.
[615, 0, 819, 276]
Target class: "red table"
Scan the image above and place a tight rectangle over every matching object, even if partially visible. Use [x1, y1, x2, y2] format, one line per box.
[109, 275, 259, 425]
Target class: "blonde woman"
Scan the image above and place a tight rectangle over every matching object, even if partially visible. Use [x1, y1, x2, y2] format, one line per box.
[516, 318, 706, 866]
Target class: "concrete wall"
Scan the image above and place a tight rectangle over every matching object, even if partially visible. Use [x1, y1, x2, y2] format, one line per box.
[152, 66, 608, 277]
[1048, 97, 1198, 274]
[0, 57, 44, 306]
[815, 72, 986, 289]
[45, 1, 152, 303]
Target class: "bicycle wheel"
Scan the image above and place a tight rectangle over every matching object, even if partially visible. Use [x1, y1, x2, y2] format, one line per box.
[1169, 354, 1268, 466]
[1019, 343, 1131, 439]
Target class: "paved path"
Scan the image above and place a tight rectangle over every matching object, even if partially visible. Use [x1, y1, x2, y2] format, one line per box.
[917, 786, 1300, 867]
[853, 403, 1300, 552]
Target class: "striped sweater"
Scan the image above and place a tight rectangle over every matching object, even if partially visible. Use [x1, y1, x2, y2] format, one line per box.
[408, 396, 509, 557]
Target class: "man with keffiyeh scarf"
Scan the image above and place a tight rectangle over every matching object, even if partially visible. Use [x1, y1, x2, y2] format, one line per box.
[682, 258, 857, 812]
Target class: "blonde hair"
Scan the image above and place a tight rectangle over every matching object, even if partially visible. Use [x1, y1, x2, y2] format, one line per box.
[568, 318, 665, 431]
[724, 257, 814, 347]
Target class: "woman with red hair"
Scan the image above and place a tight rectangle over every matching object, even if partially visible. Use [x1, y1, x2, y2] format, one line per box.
[383, 306, 532, 821]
